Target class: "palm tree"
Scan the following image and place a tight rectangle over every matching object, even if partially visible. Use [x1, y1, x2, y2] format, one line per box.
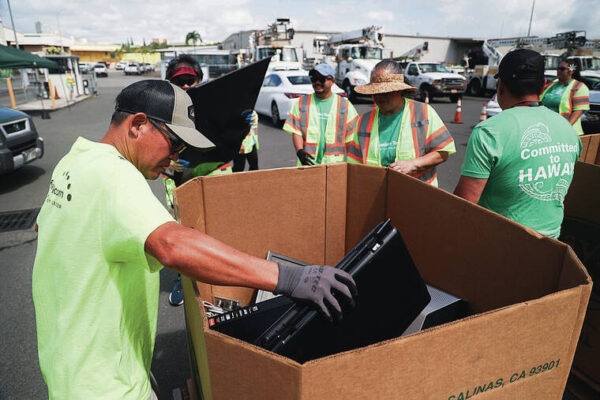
[185, 31, 202, 53]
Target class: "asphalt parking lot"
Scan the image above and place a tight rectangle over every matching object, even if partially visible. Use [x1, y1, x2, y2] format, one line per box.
[0, 70, 493, 399]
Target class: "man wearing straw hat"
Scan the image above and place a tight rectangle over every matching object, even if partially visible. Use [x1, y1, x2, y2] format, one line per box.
[354, 60, 455, 186]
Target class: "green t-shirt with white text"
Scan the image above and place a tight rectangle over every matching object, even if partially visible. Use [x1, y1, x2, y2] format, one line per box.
[378, 108, 404, 167]
[461, 106, 581, 238]
[33, 137, 174, 399]
[540, 83, 566, 113]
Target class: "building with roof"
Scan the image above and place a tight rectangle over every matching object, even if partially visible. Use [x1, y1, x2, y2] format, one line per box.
[70, 43, 121, 64]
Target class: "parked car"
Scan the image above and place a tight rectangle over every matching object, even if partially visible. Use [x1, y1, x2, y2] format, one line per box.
[78, 62, 93, 73]
[124, 63, 142, 75]
[92, 63, 108, 77]
[581, 77, 600, 134]
[255, 69, 345, 126]
[485, 93, 502, 118]
[0, 107, 44, 175]
[143, 62, 154, 72]
[116, 61, 128, 70]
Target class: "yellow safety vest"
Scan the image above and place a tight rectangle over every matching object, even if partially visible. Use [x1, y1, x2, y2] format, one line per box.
[284, 94, 361, 165]
[541, 79, 589, 135]
[240, 121, 259, 154]
[357, 99, 454, 186]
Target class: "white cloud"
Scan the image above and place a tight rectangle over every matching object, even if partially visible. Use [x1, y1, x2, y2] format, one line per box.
[366, 11, 395, 22]
[2, 0, 598, 45]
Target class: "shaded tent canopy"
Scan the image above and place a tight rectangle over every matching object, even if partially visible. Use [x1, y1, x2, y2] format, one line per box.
[0, 45, 59, 69]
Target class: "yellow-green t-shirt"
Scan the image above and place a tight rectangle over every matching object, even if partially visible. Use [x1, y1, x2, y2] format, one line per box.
[33, 137, 174, 399]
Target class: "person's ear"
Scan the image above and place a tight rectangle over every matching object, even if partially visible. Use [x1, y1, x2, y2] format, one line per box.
[129, 113, 148, 138]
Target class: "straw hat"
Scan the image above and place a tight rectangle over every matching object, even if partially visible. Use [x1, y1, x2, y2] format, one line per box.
[354, 73, 416, 95]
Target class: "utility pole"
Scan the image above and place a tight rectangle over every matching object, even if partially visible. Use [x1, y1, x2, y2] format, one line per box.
[56, 12, 63, 53]
[527, 0, 536, 37]
[7, 0, 19, 49]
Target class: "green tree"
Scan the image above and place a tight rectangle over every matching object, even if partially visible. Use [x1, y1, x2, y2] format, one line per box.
[185, 31, 202, 47]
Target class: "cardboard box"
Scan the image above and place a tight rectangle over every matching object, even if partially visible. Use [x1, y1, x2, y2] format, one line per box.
[579, 133, 600, 165]
[562, 162, 600, 391]
[174, 164, 591, 400]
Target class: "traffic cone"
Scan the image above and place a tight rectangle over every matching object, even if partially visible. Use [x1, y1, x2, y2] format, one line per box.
[54, 87, 60, 100]
[478, 103, 487, 123]
[451, 97, 463, 124]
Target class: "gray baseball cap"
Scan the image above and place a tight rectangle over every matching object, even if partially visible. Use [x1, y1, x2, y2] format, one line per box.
[311, 63, 336, 79]
[115, 80, 214, 149]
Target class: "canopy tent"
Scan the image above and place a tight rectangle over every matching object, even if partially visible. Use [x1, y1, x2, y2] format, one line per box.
[0, 45, 59, 69]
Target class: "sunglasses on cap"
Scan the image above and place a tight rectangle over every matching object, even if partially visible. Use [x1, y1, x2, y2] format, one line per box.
[170, 75, 198, 88]
[148, 118, 186, 154]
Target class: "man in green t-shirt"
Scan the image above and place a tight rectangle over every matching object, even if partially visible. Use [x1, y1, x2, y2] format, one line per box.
[33, 80, 357, 400]
[283, 63, 361, 166]
[454, 49, 581, 238]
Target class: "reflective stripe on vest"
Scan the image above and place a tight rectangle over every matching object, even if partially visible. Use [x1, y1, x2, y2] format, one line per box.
[299, 95, 311, 140]
[408, 101, 436, 183]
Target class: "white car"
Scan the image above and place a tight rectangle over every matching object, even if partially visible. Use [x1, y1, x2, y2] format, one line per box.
[486, 93, 502, 118]
[78, 62, 93, 73]
[116, 61, 128, 70]
[255, 69, 345, 126]
[143, 63, 154, 72]
[124, 63, 142, 75]
[92, 63, 108, 77]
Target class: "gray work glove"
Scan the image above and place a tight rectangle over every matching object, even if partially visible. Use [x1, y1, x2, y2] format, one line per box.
[274, 263, 358, 322]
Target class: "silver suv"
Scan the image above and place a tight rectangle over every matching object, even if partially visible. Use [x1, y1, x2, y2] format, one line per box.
[0, 107, 44, 175]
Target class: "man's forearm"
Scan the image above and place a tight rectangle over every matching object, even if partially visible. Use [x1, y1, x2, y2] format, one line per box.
[292, 133, 304, 152]
[414, 151, 449, 170]
[146, 222, 278, 291]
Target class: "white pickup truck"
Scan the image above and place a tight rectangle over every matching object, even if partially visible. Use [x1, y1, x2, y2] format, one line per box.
[402, 62, 467, 103]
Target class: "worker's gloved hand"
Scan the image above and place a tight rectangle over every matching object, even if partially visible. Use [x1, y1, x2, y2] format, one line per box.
[297, 149, 315, 166]
[274, 263, 358, 322]
[241, 110, 258, 126]
[170, 159, 190, 172]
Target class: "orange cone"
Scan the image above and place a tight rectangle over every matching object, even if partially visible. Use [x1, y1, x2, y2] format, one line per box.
[452, 97, 463, 124]
[54, 87, 60, 99]
[478, 103, 487, 123]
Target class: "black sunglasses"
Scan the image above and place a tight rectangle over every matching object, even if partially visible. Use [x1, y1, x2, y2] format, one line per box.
[148, 118, 186, 154]
[170, 75, 198, 88]
[309, 74, 332, 83]
[557, 66, 568, 71]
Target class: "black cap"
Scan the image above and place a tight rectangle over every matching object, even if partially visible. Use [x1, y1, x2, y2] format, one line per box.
[495, 49, 544, 83]
[115, 80, 214, 148]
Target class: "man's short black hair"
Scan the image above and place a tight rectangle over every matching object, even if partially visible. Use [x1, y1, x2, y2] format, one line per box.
[497, 49, 545, 97]
[166, 54, 203, 81]
[110, 110, 130, 126]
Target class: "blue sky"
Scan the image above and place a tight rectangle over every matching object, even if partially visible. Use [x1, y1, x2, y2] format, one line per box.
[2, 0, 599, 45]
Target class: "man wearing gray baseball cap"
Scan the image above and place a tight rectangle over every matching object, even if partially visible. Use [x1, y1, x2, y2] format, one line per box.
[283, 63, 362, 166]
[32, 80, 357, 400]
